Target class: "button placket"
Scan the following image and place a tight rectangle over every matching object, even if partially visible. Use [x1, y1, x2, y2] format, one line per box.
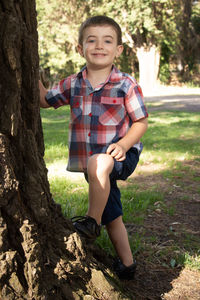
[87, 91, 94, 157]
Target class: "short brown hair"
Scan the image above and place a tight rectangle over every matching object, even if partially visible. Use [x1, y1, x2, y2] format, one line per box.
[78, 15, 122, 45]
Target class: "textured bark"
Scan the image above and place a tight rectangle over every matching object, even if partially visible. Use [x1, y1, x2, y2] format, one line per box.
[0, 1, 129, 299]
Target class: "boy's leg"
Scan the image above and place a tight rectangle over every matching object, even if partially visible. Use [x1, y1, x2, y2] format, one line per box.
[87, 153, 114, 225]
[106, 216, 133, 266]
[72, 153, 114, 240]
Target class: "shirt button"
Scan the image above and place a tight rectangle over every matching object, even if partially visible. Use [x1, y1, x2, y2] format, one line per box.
[89, 112, 92, 117]
[89, 151, 93, 155]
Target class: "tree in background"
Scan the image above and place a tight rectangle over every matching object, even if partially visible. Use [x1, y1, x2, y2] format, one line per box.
[177, 0, 200, 82]
[36, 0, 200, 88]
[101, 0, 181, 89]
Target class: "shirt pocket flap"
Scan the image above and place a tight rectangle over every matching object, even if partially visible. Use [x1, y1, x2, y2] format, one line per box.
[100, 97, 124, 105]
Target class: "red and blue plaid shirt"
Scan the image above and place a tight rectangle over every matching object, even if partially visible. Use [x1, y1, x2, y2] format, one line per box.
[46, 65, 148, 172]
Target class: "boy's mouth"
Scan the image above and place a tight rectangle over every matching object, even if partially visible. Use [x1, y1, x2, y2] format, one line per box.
[92, 53, 106, 56]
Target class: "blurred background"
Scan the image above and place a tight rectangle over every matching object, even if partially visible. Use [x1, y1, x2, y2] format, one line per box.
[36, 0, 200, 90]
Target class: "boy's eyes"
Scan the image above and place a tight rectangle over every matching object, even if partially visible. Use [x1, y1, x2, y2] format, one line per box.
[87, 39, 113, 44]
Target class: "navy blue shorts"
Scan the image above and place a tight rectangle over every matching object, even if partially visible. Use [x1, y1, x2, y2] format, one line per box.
[85, 147, 139, 225]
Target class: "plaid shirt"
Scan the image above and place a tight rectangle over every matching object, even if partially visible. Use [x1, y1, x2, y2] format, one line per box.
[46, 66, 148, 172]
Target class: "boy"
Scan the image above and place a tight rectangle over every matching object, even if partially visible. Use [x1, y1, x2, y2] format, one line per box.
[39, 15, 148, 280]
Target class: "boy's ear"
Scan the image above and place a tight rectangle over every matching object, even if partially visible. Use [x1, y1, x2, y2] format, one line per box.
[77, 44, 84, 57]
[116, 45, 124, 58]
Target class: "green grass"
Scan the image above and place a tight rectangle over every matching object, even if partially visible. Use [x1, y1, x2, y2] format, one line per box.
[177, 252, 200, 271]
[41, 106, 70, 164]
[41, 107, 200, 270]
[140, 111, 200, 165]
[49, 177, 88, 217]
[121, 187, 164, 223]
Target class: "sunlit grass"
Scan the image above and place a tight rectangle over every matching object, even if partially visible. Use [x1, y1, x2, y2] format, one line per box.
[180, 252, 200, 271]
[44, 146, 68, 165]
[140, 111, 200, 166]
[41, 106, 70, 164]
[49, 177, 88, 216]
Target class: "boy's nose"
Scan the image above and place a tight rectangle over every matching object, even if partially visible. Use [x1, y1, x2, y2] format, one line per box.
[95, 40, 103, 49]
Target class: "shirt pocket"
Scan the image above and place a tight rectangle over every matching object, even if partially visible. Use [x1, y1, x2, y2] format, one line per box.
[70, 96, 83, 122]
[99, 97, 125, 126]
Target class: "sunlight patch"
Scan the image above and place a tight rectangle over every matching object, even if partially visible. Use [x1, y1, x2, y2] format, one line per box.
[131, 162, 167, 176]
[47, 161, 84, 181]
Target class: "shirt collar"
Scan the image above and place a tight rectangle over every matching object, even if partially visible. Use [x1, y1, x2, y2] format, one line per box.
[109, 65, 123, 83]
[77, 65, 122, 84]
[77, 66, 87, 79]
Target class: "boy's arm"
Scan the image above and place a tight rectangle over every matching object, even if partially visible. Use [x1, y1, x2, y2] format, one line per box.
[106, 117, 148, 161]
[39, 80, 50, 108]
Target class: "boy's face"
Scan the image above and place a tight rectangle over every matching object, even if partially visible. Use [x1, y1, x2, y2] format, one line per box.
[77, 25, 123, 69]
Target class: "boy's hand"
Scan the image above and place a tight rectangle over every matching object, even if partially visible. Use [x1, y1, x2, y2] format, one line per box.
[106, 143, 126, 161]
[39, 80, 50, 108]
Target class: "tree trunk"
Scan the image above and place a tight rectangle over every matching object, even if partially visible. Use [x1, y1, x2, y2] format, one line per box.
[136, 45, 160, 92]
[0, 1, 129, 299]
[178, 0, 193, 81]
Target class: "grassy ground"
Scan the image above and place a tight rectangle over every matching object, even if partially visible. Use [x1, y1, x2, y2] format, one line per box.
[41, 106, 200, 298]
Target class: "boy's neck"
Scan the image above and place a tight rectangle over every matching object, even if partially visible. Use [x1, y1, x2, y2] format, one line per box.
[86, 65, 113, 89]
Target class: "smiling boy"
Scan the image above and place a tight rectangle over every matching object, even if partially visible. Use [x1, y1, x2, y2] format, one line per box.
[39, 15, 148, 280]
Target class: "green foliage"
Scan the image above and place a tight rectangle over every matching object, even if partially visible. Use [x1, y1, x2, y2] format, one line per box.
[115, 44, 139, 76]
[159, 40, 172, 83]
[36, 0, 86, 77]
[105, 0, 179, 48]
[159, 63, 171, 84]
[192, 3, 200, 35]
[36, 0, 200, 84]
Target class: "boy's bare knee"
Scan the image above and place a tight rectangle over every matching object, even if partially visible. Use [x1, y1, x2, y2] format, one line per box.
[87, 153, 114, 179]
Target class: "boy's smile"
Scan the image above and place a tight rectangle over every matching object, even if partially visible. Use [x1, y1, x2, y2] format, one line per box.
[77, 25, 123, 70]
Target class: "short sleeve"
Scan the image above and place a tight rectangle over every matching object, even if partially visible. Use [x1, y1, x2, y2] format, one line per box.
[125, 84, 148, 121]
[45, 77, 71, 109]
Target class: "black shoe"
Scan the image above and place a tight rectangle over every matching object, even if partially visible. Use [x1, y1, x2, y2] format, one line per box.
[113, 258, 137, 280]
[71, 216, 101, 240]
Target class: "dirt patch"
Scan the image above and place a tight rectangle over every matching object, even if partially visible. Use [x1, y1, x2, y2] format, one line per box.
[117, 159, 200, 300]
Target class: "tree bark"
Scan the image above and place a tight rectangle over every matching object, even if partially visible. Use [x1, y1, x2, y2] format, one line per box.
[136, 45, 160, 92]
[0, 1, 129, 299]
